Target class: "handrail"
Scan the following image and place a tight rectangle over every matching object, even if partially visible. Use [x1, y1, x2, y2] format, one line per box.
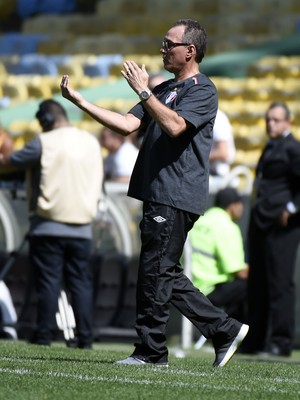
[219, 165, 254, 194]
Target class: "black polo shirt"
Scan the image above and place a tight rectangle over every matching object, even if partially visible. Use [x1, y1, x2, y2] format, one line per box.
[128, 73, 218, 215]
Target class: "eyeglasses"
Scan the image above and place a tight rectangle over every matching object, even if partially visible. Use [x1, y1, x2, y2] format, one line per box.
[161, 39, 190, 51]
[266, 117, 287, 123]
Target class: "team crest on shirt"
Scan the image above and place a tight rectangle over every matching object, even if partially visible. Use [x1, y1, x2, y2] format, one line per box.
[165, 90, 178, 104]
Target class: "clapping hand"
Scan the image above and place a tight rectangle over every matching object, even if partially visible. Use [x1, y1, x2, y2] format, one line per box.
[60, 75, 84, 105]
[121, 61, 149, 94]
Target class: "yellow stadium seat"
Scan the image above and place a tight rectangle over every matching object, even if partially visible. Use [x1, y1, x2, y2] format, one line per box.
[37, 34, 74, 55]
[243, 77, 275, 102]
[0, 61, 7, 81]
[214, 78, 247, 102]
[273, 56, 300, 79]
[121, 54, 163, 72]
[233, 125, 266, 151]
[22, 15, 69, 34]
[2, 79, 28, 103]
[292, 109, 300, 126]
[12, 135, 26, 150]
[58, 62, 84, 79]
[9, 120, 40, 140]
[67, 34, 131, 55]
[73, 120, 102, 135]
[234, 149, 261, 169]
[247, 56, 280, 78]
[25, 76, 53, 99]
[120, 0, 147, 14]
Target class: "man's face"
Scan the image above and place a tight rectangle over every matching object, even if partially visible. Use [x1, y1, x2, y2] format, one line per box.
[99, 128, 120, 153]
[230, 201, 244, 221]
[266, 106, 291, 139]
[161, 25, 188, 73]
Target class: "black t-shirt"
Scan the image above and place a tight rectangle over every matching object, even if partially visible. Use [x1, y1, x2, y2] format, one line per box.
[128, 73, 218, 215]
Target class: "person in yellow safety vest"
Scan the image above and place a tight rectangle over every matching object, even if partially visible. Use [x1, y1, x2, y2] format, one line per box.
[190, 187, 248, 321]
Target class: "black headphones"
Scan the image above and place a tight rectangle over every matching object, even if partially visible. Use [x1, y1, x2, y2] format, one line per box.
[35, 100, 58, 131]
[35, 109, 55, 131]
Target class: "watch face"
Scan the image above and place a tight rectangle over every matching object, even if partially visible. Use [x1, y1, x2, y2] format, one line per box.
[140, 90, 151, 100]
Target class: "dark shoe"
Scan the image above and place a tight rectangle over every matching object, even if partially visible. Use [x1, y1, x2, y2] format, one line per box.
[66, 339, 78, 348]
[237, 347, 260, 355]
[29, 338, 51, 346]
[78, 342, 93, 350]
[0, 331, 16, 340]
[28, 331, 51, 346]
[115, 355, 168, 367]
[257, 343, 291, 357]
[213, 324, 249, 367]
[66, 338, 92, 349]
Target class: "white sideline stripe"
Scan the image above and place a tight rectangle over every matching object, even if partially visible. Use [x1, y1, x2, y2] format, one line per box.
[2, 354, 300, 386]
[0, 367, 208, 388]
[2, 357, 300, 385]
[164, 368, 300, 384]
[0, 367, 297, 394]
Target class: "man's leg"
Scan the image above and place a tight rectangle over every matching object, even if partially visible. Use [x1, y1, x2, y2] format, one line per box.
[208, 279, 248, 321]
[171, 267, 243, 343]
[242, 219, 269, 353]
[29, 236, 64, 345]
[171, 269, 248, 367]
[266, 224, 300, 355]
[64, 238, 93, 348]
[131, 202, 182, 363]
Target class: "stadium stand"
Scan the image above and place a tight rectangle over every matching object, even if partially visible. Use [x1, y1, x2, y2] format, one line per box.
[0, 5, 298, 275]
[0, 0, 300, 345]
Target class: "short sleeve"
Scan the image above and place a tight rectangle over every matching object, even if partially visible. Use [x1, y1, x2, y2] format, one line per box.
[9, 137, 42, 168]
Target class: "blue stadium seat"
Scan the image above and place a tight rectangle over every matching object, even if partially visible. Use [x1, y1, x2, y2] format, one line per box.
[83, 54, 123, 77]
[16, 0, 76, 19]
[0, 33, 49, 55]
[47, 55, 72, 68]
[6, 54, 57, 75]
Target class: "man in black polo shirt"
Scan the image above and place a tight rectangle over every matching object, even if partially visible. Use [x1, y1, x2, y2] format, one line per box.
[61, 18, 248, 367]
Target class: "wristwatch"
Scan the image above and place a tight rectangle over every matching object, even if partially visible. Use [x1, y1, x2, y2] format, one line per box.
[139, 89, 152, 101]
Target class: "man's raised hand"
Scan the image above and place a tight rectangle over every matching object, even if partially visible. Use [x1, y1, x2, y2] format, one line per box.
[60, 75, 84, 105]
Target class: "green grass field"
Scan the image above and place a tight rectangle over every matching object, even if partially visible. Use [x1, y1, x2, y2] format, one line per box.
[1, 340, 300, 400]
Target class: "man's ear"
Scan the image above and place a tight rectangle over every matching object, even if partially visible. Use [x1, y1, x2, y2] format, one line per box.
[186, 44, 196, 60]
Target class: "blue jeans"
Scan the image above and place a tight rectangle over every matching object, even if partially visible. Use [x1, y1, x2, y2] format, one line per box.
[29, 235, 93, 346]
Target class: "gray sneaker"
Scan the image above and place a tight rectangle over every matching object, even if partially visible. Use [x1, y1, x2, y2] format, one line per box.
[115, 356, 168, 367]
[213, 324, 249, 367]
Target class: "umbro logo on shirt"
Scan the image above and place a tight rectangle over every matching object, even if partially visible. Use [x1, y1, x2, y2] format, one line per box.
[153, 216, 166, 223]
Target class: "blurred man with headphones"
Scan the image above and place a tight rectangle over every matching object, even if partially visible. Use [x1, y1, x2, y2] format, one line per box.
[0, 99, 103, 348]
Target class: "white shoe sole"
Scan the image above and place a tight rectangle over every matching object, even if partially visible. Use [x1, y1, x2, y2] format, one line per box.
[115, 356, 147, 365]
[115, 356, 168, 367]
[215, 324, 249, 367]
